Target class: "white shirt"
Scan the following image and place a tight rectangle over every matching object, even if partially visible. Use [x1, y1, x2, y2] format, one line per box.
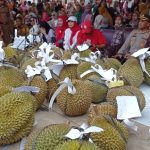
[63, 28, 80, 50]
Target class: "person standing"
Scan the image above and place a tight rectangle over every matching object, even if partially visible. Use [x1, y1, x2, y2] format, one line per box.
[0, 0, 13, 45]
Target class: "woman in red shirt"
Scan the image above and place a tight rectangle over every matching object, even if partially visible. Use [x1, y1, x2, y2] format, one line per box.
[55, 15, 68, 48]
[77, 20, 107, 52]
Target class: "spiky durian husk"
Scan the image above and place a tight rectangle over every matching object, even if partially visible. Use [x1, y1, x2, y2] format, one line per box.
[144, 58, 150, 85]
[54, 140, 99, 150]
[106, 86, 146, 111]
[103, 58, 122, 70]
[20, 57, 37, 72]
[88, 103, 117, 124]
[0, 84, 12, 97]
[25, 128, 43, 150]
[86, 75, 108, 103]
[32, 124, 70, 150]
[0, 92, 36, 145]
[62, 50, 72, 59]
[90, 117, 128, 150]
[77, 62, 98, 79]
[59, 65, 78, 80]
[52, 47, 64, 59]
[47, 78, 58, 98]
[57, 80, 92, 116]
[3, 46, 19, 66]
[29, 76, 48, 109]
[117, 58, 144, 87]
[0, 67, 25, 87]
[0, 115, 34, 145]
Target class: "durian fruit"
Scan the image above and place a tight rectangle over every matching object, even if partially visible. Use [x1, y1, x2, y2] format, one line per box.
[52, 47, 64, 59]
[144, 58, 150, 85]
[3, 46, 19, 65]
[88, 103, 117, 124]
[117, 58, 144, 87]
[103, 58, 122, 70]
[77, 62, 98, 79]
[0, 84, 12, 97]
[54, 140, 99, 150]
[32, 124, 70, 150]
[25, 76, 48, 109]
[3, 46, 18, 59]
[47, 78, 58, 98]
[59, 65, 78, 80]
[57, 80, 92, 116]
[0, 67, 26, 87]
[1, 115, 34, 145]
[20, 57, 37, 72]
[25, 128, 43, 150]
[86, 75, 108, 103]
[106, 86, 145, 111]
[62, 50, 72, 59]
[0, 92, 36, 145]
[90, 117, 128, 150]
[79, 49, 92, 57]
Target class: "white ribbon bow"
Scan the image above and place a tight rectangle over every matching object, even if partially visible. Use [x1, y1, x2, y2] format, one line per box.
[80, 51, 101, 64]
[132, 48, 150, 76]
[65, 123, 103, 142]
[80, 64, 117, 81]
[12, 86, 40, 93]
[49, 77, 76, 109]
[77, 44, 89, 52]
[0, 41, 5, 61]
[25, 60, 52, 81]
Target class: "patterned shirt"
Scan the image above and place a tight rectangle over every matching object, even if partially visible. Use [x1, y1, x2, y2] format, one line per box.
[118, 29, 150, 54]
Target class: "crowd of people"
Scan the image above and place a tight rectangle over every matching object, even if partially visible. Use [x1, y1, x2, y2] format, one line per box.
[0, 0, 150, 58]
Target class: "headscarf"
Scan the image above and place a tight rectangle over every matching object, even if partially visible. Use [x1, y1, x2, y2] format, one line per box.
[69, 21, 80, 45]
[41, 11, 50, 22]
[55, 15, 68, 46]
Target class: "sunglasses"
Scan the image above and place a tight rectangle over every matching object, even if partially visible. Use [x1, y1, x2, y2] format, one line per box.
[30, 19, 35, 22]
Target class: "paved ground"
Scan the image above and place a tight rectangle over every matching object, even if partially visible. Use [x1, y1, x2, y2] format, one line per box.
[0, 104, 150, 150]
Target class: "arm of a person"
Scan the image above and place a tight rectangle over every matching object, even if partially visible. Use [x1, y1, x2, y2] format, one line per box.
[118, 30, 134, 54]
[63, 28, 71, 50]
[46, 29, 56, 43]
[97, 31, 107, 48]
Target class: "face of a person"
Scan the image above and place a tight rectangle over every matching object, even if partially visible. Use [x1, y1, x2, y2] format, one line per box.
[15, 18, 22, 27]
[30, 18, 36, 26]
[132, 13, 138, 21]
[115, 17, 122, 26]
[57, 18, 63, 27]
[0, 0, 4, 7]
[68, 21, 75, 28]
[138, 20, 150, 30]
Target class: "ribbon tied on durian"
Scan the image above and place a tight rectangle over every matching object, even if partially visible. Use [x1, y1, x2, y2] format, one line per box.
[80, 51, 101, 64]
[49, 77, 76, 109]
[65, 123, 103, 143]
[132, 47, 150, 76]
[25, 60, 52, 81]
[80, 64, 117, 81]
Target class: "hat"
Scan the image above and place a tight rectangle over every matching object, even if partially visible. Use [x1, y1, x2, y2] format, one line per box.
[81, 21, 92, 33]
[67, 16, 77, 22]
[140, 14, 150, 22]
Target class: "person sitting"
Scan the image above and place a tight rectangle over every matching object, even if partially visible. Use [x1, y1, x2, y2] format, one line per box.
[14, 15, 29, 37]
[55, 15, 68, 48]
[39, 21, 55, 43]
[115, 13, 150, 61]
[77, 20, 107, 52]
[107, 15, 125, 57]
[63, 16, 80, 50]
[29, 16, 39, 36]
